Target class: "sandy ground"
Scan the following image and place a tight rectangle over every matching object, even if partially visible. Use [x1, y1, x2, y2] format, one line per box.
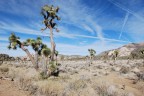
[0, 78, 29, 96]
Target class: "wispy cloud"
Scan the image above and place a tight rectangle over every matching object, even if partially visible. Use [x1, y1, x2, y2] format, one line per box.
[0, 21, 130, 43]
[108, 0, 144, 22]
[119, 12, 129, 39]
[52, 0, 105, 42]
[82, 24, 94, 34]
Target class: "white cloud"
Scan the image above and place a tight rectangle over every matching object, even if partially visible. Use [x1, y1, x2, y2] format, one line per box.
[52, 0, 105, 41]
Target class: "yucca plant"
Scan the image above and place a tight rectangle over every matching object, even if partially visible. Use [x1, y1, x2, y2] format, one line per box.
[41, 4, 60, 61]
[8, 33, 35, 66]
[88, 49, 96, 65]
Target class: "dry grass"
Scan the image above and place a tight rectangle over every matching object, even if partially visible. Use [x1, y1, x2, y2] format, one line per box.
[36, 80, 64, 96]
[0, 66, 9, 73]
[68, 79, 88, 91]
[92, 82, 119, 96]
[136, 82, 144, 94]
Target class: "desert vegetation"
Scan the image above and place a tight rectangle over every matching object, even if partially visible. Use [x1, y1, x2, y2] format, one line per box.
[1, 3, 144, 96]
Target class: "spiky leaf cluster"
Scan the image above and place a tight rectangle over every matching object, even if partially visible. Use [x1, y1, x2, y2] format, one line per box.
[41, 47, 51, 57]
[8, 33, 51, 57]
[24, 37, 51, 56]
[8, 33, 21, 50]
[88, 49, 96, 57]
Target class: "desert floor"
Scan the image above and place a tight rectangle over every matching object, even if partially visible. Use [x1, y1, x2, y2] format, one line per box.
[0, 60, 144, 96]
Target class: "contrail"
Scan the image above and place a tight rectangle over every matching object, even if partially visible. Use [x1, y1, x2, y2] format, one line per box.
[108, 0, 144, 22]
[43, 32, 131, 43]
[119, 12, 129, 39]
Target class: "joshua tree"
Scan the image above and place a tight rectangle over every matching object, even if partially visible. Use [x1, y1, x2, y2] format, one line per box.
[8, 33, 51, 70]
[41, 4, 60, 61]
[8, 33, 35, 66]
[24, 37, 44, 69]
[112, 50, 119, 64]
[88, 49, 96, 65]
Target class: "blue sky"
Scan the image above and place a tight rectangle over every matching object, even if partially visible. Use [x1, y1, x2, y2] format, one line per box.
[0, 0, 144, 56]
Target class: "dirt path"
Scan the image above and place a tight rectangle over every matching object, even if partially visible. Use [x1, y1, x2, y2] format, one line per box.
[0, 79, 30, 96]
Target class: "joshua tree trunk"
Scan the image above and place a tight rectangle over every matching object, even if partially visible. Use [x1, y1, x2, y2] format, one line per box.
[35, 51, 39, 69]
[42, 56, 50, 77]
[20, 45, 35, 67]
[90, 56, 92, 66]
[43, 56, 47, 75]
[49, 27, 55, 61]
[56, 56, 57, 64]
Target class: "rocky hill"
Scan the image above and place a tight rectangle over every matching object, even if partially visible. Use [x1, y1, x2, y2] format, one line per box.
[98, 42, 144, 59]
[0, 54, 15, 61]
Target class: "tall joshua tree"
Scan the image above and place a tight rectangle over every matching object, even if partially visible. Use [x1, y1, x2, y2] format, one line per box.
[88, 49, 96, 65]
[41, 5, 60, 61]
[8, 33, 35, 65]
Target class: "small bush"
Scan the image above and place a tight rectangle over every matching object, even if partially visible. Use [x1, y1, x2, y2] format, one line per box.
[135, 72, 144, 81]
[136, 82, 144, 94]
[40, 71, 49, 79]
[68, 79, 87, 91]
[93, 83, 118, 96]
[120, 66, 130, 74]
[36, 80, 64, 96]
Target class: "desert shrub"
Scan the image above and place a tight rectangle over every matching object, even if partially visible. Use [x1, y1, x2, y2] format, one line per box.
[36, 80, 64, 96]
[120, 92, 131, 96]
[59, 75, 71, 82]
[68, 79, 87, 91]
[93, 82, 118, 96]
[0, 66, 9, 73]
[136, 82, 144, 94]
[120, 66, 130, 74]
[135, 72, 144, 81]
[40, 71, 49, 79]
